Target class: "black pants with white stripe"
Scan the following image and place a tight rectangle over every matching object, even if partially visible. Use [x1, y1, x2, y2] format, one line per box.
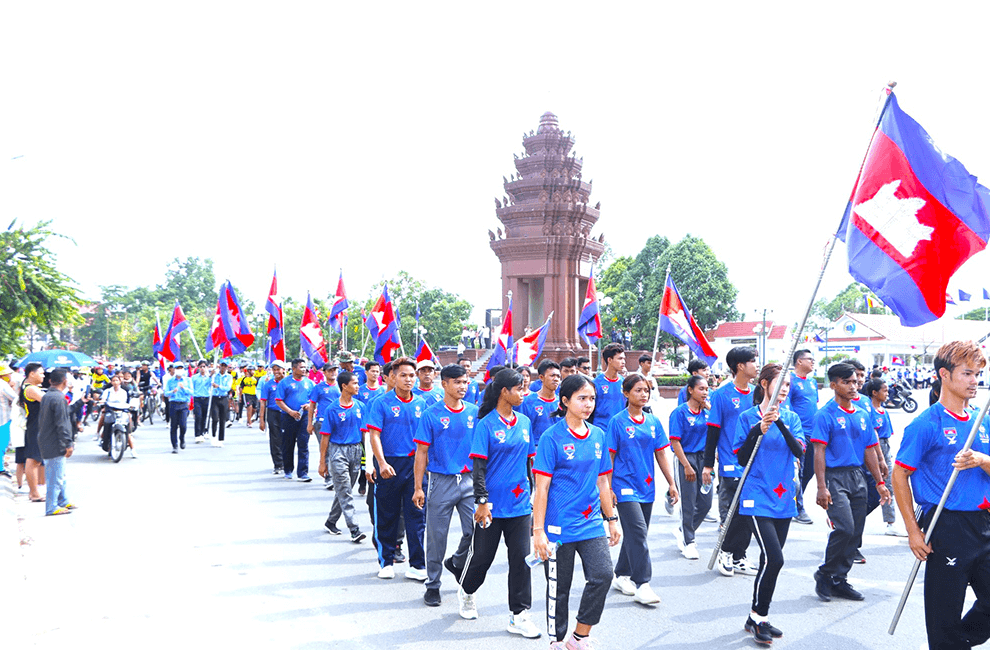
[459, 513, 532, 614]
[748, 516, 790, 617]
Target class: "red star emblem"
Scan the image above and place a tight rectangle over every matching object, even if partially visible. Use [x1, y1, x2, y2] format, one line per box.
[645, 474, 653, 486]
[773, 482, 786, 498]
[511, 483, 524, 498]
[979, 497, 990, 510]
[462, 465, 471, 474]
[581, 505, 593, 519]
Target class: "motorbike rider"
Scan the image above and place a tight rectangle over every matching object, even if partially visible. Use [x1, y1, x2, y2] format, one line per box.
[98, 374, 138, 459]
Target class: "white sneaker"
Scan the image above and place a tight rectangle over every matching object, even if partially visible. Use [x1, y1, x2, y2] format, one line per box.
[682, 542, 700, 560]
[633, 583, 661, 605]
[611, 575, 636, 596]
[405, 566, 427, 581]
[458, 588, 478, 619]
[886, 523, 907, 537]
[129, 449, 138, 459]
[672, 526, 685, 551]
[195, 437, 203, 443]
[217, 441, 224, 448]
[716, 550, 734, 577]
[734, 557, 759, 576]
[377, 565, 395, 579]
[507, 611, 541, 638]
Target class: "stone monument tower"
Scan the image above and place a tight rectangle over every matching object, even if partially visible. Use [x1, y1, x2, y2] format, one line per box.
[489, 112, 605, 354]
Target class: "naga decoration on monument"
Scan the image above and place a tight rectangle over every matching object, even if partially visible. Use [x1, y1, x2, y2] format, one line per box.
[489, 112, 605, 353]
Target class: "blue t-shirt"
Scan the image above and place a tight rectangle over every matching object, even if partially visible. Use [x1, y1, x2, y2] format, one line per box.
[352, 366, 367, 386]
[366, 391, 427, 458]
[358, 382, 385, 405]
[810, 399, 878, 468]
[321, 398, 365, 445]
[192, 374, 212, 398]
[530, 379, 543, 393]
[677, 385, 689, 405]
[275, 375, 315, 411]
[872, 404, 894, 440]
[708, 382, 754, 478]
[897, 403, 990, 513]
[212, 373, 233, 397]
[309, 381, 341, 421]
[470, 410, 535, 519]
[412, 385, 444, 406]
[165, 375, 192, 403]
[607, 410, 670, 503]
[784, 372, 819, 431]
[592, 374, 625, 426]
[413, 401, 478, 475]
[518, 391, 559, 447]
[533, 419, 612, 544]
[464, 382, 479, 405]
[732, 406, 805, 518]
[669, 402, 709, 454]
[257, 376, 282, 409]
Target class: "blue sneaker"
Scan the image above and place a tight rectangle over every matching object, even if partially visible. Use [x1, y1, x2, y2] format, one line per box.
[298, 475, 313, 483]
[284, 473, 293, 480]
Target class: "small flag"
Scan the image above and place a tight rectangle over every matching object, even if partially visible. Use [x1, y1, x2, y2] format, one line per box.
[328, 271, 349, 333]
[152, 313, 165, 372]
[837, 92, 990, 326]
[960, 289, 973, 302]
[946, 292, 957, 305]
[415, 338, 439, 367]
[514, 312, 553, 367]
[300, 292, 328, 367]
[658, 274, 717, 367]
[864, 295, 876, 309]
[891, 355, 904, 366]
[207, 281, 255, 357]
[577, 268, 603, 345]
[984, 288, 990, 300]
[486, 296, 514, 375]
[159, 301, 190, 363]
[265, 268, 285, 363]
[814, 333, 826, 344]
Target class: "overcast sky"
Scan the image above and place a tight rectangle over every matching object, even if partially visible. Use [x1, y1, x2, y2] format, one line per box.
[6, 2, 990, 334]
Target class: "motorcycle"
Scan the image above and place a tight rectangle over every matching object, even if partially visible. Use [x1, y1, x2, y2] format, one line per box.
[884, 379, 918, 414]
[102, 403, 136, 463]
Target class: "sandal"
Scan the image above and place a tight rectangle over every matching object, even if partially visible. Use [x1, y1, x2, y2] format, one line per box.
[30, 497, 45, 503]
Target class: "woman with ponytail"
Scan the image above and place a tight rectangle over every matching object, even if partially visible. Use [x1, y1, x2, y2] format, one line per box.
[731, 363, 805, 644]
[458, 369, 541, 638]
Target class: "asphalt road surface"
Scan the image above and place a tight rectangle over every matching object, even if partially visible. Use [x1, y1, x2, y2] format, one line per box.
[9, 396, 946, 650]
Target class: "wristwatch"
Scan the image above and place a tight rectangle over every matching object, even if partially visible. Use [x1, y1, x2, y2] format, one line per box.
[476, 497, 489, 505]
[604, 514, 618, 522]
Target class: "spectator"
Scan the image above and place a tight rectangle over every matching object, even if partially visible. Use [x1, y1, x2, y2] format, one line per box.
[0, 364, 16, 477]
[38, 368, 74, 516]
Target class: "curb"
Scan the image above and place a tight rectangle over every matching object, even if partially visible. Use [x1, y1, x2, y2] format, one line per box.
[0, 465, 23, 620]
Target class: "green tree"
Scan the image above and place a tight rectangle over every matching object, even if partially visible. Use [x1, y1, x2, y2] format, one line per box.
[960, 306, 990, 321]
[812, 282, 887, 322]
[0, 221, 83, 357]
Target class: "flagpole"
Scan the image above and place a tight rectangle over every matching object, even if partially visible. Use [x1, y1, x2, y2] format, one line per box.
[651, 264, 672, 364]
[889, 389, 990, 634]
[204, 347, 219, 444]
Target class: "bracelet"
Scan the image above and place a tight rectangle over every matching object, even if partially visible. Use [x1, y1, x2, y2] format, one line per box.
[877, 481, 885, 486]
[604, 515, 618, 522]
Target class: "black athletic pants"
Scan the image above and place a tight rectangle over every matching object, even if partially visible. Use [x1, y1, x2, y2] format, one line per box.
[265, 408, 283, 470]
[210, 396, 229, 441]
[545, 535, 612, 642]
[923, 508, 990, 650]
[819, 466, 866, 581]
[721, 476, 754, 562]
[460, 514, 532, 614]
[749, 516, 790, 617]
[193, 396, 209, 437]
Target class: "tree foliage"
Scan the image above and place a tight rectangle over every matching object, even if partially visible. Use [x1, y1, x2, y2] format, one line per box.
[0, 221, 83, 357]
[812, 282, 887, 323]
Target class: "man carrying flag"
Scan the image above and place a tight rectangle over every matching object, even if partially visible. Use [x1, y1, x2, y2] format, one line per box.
[300, 293, 328, 368]
[366, 284, 401, 365]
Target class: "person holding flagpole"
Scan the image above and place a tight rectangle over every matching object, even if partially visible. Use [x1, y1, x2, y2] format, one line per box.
[209, 361, 233, 446]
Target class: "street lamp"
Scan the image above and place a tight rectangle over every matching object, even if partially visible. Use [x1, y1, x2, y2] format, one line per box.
[753, 308, 773, 366]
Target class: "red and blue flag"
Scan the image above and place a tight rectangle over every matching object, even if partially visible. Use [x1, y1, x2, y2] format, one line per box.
[838, 91, 990, 326]
[207, 281, 255, 357]
[367, 283, 400, 364]
[415, 338, 439, 367]
[152, 313, 165, 372]
[159, 301, 190, 363]
[265, 268, 285, 363]
[486, 296, 514, 375]
[658, 274, 717, 367]
[300, 292, 328, 367]
[328, 271, 349, 333]
[514, 312, 553, 367]
[577, 269, 602, 345]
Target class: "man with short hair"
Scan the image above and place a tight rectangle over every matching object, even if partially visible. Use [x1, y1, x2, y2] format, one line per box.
[413, 360, 444, 405]
[576, 356, 592, 376]
[638, 354, 657, 392]
[359, 361, 384, 405]
[165, 363, 192, 452]
[309, 361, 342, 489]
[319, 370, 367, 543]
[678, 359, 711, 405]
[412, 364, 478, 606]
[210, 361, 233, 447]
[259, 361, 286, 474]
[519, 360, 561, 448]
[275, 358, 316, 481]
[192, 361, 212, 442]
[591, 344, 626, 425]
[38, 368, 74, 516]
[786, 349, 819, 525]
[559, 357, 577, 379]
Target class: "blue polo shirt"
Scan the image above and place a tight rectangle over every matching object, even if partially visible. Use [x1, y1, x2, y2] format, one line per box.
[165, 375, 192, 403]
[519, 391, 559, 447]
[366, 391, 427, 458]
[320, 398, 365, 445]
[592, 374, 625, 425]
[470, 410, 535, 519]
[358, 382, 385, 405]
[464, 381, 480, 405]
[810, 399, 878, 468]
[897, 403, 990, 513]
[784, 372, 819, 431]
[607, 410, 670, 503]
[275, 375, 315, 412]
[533, 419, 612, 544]
[309, 381, 341, 421]
[872, 404, 894, 440]
[192, 373, 212, 398]
[669, 402, 709, 454]
[412, 385, 444, 406]
[732, 406, 805, 518]
[413, 401, 478, 475]
[257, 376, 282, 410]
[212, 373, 233, 397]
[708, 382, 754, 478]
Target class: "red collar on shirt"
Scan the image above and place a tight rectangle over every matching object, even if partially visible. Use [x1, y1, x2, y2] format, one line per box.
[498, 413, 517, 427]
[687, 404, 703, 415]
[568, 426, 590, 440]
[538, 394, 556, 403]
[944, 407, 970, 421]
[445, 403, 465, 414]
[628, 412, 645, 425]
[396, 393, 413, 403]
[733, 384, 752, 395]
[604, 375, 620, 383]
[839, 405, 856, 414]
[339, 400, 354, 410]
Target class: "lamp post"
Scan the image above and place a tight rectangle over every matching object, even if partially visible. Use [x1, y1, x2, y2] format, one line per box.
[753, 308, 773, 366]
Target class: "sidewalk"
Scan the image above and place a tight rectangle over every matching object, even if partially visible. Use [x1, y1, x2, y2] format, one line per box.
[0, 452, 26, 644]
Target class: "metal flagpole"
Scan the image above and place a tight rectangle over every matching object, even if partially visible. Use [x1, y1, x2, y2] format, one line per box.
[651, 265, 672, 364]
[889, 390, 990, 633]
[204, 348, 219, 443]
[188, 327, 206, 361]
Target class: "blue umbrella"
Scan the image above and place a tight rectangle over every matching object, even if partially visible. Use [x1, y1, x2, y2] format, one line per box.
[15, 349, 98, 369]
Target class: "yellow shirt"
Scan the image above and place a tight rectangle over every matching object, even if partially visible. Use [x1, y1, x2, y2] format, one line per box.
[241, 375, 258, 395]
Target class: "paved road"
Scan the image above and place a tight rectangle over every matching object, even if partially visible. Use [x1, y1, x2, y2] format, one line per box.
[9, 398, 947, 649]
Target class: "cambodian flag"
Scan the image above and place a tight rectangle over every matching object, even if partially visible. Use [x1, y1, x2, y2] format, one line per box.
[328, 271, 349, 333]
[514, 312, 553, 367]
[300, 292, 328, 367]
[208, 281, 255, 357]
[577, 269, 602, 345]
[159, 301, 190, 363]
[838, 91, 990, 326]
[265, 268, 285, 362]
[368, 283, 400, 364]
[486, 297, 514, 374]
[658, 275, 717, 367]
[152, 313, 165, 372]
[415, 338, 439, 367]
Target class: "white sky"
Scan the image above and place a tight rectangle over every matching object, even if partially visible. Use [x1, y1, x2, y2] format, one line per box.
[5, 2, 990, 333]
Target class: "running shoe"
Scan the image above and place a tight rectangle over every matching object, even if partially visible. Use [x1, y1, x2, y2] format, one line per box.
[298, 475, 313, 483]
[744, 617, 774, 645]
[793, 511, 813, 525]
[405, 567, 427, 581]
[671, 526, 685, 551]
[716, 551, 734, 577]
[424, 588, 441, 607]
[611, 575, 636, 595]
[394, 548, 406, 563]
[885, 523, 907, 537]
[682, 542, 700, 560]
[745, 618, 783, 639]
[733, 557, 759, 576]
[564, 635, 596, 650]
[703, 514, 718, 523]
[458, 588, 478, 619]
[852, 550, 866, 564]
[507, 612, 541, 638]
[814, 570, 832, 602]
[831, 579, 864, 601]
[325, 521, 341, 535]
[633, 583, 661, 605]
[351, 530, 366, 543]
[377, 565, 395, 579]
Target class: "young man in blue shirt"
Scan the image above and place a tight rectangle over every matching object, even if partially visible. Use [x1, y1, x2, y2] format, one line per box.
[893, 341, 990, 650]
[318, 370, 367, 543]
[359, 361, 384, 405]
[274, 359, 315, 481]
[165, 362, 192, 452]
[413, 359, 444, 405]
[785, 349, 819, 525]
[519, 360, 561, 448]
[412, 364, 479, 606]
[591, 344, 626, 426]
[258, 361, 286, 474]
[209, 361, 233, 447]
[191, 360, 212, 442]
[811, 362, 890, 602]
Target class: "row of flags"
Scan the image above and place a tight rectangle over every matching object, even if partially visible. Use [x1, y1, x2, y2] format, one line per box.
[946, 288, 990, 305]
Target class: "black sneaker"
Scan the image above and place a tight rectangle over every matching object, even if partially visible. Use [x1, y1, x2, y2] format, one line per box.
[351, 530, 366, 543]
[746, 617, 783, 639]
[424, 588, 441, 607]
[180, 441, 185, 449]
[744, 617, 773, 645]
[358, 486, 366, 496]
[172, 447, 178, 454]
[325, 521, 341, 535]
[814, 570, 832, 602]
[831, 579, 864, 601]
[394, 548, 406, 564]
[852, 550, 866, 564]
[444, 557, 463, 582]
[325, 480, 334, 491]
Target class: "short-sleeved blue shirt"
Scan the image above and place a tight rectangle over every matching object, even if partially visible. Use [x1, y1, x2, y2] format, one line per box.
[366, 391, 427, 458]
[607, 410, 669, 503]
[257, 376, 282, 410]
[275, 375, 315, 412]
[358, 383, 385, 405]
[412, 385, 444, 406]
[669, 402, 709, 454]
[308, 381, 341, 420]
[810, 399, 878, 468]
[533, 419, 612, 544]
[320, 398, 365, 445]
[414, 401, 478, 475]
[592, 374, 625, 426]
[518, 391, 559, 447]
[784, 372, 819, 431]
[732, 406, 805, 518]
[708, 382, 754, 478]
[470, 410, 535, 519]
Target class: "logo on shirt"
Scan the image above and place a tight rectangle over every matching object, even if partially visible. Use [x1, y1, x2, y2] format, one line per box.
[563, 443, 576, 460]
[626, 426, 636, 439]
[731, 397, 740, 408]
[602, 385, 609, 394]
[467, 415, 474, 429]
[522, 429, 530, 443]
[944, 428, 958, 445]
[391, 406, 401, 417]
[981, 427, 989, 445]
[687, 416, 696, 425]
[947, 557, 957, 567]
[594, 442, 602, 459]
[650, 425, 656, 438]
[860, 418, 867, 431]
[837, 417, 846, 429]
[495, 429, 506, 444]
[415, 405, 422, 418]
[337, 411, 347, 421]
[535, 406, 544, 416]
[440, 417, 450, 429]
